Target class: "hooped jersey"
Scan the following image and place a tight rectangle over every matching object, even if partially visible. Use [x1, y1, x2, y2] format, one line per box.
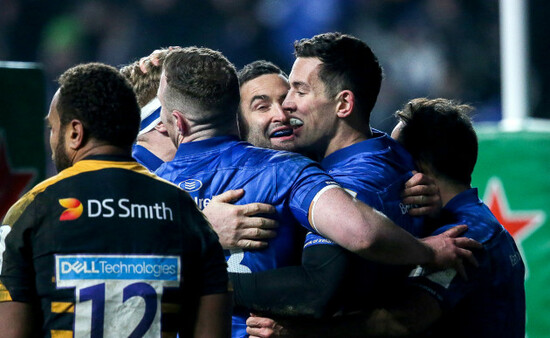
[407, 188, 525, 337]
[132, 144, 163, 172]
[0, 155, 229, 337]
[155, 136, 338, 337]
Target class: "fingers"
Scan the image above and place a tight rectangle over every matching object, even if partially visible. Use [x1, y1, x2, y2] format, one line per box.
[211, 189, 245, 203]
[402, 186, 438, 203]
[243, 216, 279, 230]
[456, 246, 479, 268]
[139, 57, 149, 73]
[454, 259, 468, 280]
[247, 315, 276, 338]
[235, 240, 268, 250]
[402, 184, 439, 199]
[454, 236, 483, 250]
[440, 224, 469, 238]
[243, 202, 276, 216]
[242, 227, 277, 239]
[407, 205, 439, 217]
[404, 172, 432, 188]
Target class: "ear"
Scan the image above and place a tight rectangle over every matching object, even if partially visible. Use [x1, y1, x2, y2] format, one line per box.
[154, 121, 168, 135]
[66, 119, 85, 150]
[172, 110, 190, 137]
[335, 90, 354, 119]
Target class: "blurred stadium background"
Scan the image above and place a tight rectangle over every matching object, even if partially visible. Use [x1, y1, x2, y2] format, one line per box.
[0, 0, 548, 336]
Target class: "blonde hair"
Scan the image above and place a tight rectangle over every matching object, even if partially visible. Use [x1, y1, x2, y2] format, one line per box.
[120, 48, 169, 108]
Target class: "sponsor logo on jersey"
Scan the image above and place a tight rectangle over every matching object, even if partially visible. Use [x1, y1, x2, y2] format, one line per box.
[56, 254, 180, 281]
[59, 198, 174, 221]
[59, 198, 83, 221]
[179, 179, 202, 192]
[87, 199, 174, 221]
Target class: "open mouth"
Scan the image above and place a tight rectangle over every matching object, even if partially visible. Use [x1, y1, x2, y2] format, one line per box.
[270, 128, 294, 138]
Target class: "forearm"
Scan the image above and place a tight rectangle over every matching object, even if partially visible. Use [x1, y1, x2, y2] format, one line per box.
[231, 245, 348, 318]
[313, 189, 433, 265]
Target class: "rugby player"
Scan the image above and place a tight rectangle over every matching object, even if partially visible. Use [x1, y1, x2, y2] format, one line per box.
[0, 63, 231, 337]
[129, 48, 280, 251]
[247, 98, 525, 337]
[152, 46, 480, 337]
[120, 49, 176, 171]
[231, 34, 439, 320]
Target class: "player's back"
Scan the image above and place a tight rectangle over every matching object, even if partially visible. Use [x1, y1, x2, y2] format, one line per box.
[420, 189, 525, 337]
[156, 136, 333, 273]
[0, 155, 228, 337]
[155, 136, 337, 337]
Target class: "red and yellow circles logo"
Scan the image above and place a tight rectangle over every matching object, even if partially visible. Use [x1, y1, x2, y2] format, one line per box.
[59, 198, 83, 221]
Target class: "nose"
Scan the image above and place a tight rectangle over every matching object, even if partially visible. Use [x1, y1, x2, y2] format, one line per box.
[282, 95, 296, 113]
[272, 104, 289, 123]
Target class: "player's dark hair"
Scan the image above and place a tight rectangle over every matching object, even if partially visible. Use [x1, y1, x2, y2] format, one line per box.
[57, 62, 140, 149]
[163, 47, 240, 125]
[237, 60, 288, 87]
[294, 32, 383, 121]
[395, 98, 477, 186]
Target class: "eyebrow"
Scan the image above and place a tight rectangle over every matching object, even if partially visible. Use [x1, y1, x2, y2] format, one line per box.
[291, 81, 309, 90]
[249, 94, 269, 108]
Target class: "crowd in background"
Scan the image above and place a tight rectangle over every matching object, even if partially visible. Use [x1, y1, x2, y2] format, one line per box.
[1, 0, 548, 132]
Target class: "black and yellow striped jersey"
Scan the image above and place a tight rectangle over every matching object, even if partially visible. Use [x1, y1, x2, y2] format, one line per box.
[0, 155, 228, 337]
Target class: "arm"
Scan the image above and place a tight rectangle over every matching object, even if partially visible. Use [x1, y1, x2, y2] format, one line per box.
[202, 189, 278, 250]
[246, 289, 442, 338]
[0, 301, 36, 338]
[311, 188, 480, 271]
[230, 243, 350, 318]
[193, 293, 233, 338]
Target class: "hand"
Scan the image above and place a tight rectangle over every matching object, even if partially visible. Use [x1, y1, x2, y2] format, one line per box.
[247, 314, 289, 338]
[402, 171, 441, 217]
[422, 225, 482, 279]
[138, 46, 180, 73]
[203, 189, 278, 250]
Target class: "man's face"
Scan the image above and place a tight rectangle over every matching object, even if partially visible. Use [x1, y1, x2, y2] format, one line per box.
[157, 71, 179, 147]
[47, 90, 71, 172]
[239, 73, 294, 150]
[282, 57, 338, 157]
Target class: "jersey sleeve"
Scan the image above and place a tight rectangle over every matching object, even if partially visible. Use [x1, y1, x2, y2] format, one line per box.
[285, 160, 340, 232]
[230, 243, 349, 318]
[0, 194, 38, 303]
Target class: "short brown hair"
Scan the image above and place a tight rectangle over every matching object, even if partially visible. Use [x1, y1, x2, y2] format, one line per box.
[162, 47, 240, 125]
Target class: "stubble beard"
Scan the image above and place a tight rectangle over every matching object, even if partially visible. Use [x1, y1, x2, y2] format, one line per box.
[53, 131, 72, 172]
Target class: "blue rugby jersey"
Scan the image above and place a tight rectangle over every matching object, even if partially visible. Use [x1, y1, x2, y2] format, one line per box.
[155, 136, 338, 337]
[408, 188, 525, 337]
[304, 130, 426, 311]
[132, 144, 163, 172]
[306, 130, 424, 244]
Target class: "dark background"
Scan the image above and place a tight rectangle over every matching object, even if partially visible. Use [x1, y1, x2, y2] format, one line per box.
[1, 0, 548, 133]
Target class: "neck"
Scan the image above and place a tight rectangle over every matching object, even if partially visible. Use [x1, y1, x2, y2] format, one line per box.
[137, 132, 176, 162]
[179, 121, 239, 144]
[435, 177, 470, 207]
[72, 143, 129, 164]
[323, 124, 372, 159]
